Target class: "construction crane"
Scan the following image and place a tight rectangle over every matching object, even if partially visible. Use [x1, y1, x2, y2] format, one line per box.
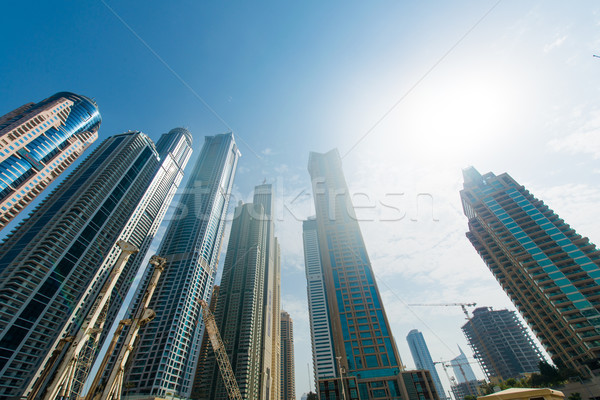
[29, 241, 139, 400]
[433, 360, 456, 400]
[433, 358, 481, 399]
[409, 302, 502, 381]
[85, 255, 166, 400]
[408, 303, 477, 319]
[199, 299, 243, 400]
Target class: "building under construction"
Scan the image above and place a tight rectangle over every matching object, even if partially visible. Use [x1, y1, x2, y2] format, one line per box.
[462, 307, 543, 380]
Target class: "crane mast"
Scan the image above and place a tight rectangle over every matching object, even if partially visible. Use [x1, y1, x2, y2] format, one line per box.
[199, 300, 243, 400]
[85, 255, 166, 400]
[29, 240, 139, 400]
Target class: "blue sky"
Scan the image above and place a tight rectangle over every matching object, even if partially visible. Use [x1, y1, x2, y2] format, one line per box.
[2, 1, 600, 398]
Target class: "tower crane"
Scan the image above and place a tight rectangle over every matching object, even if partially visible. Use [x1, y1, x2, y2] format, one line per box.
[432, 360, 456, 400]
[199, 299, 243, 400]
[29, 241, 139, 400]
[408, 302, 502, 381]
[433, 358, 481, 399]
[84, 255, 166, 400]
[408, 303, 476, 319]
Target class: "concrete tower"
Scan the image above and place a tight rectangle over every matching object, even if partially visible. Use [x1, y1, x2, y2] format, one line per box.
[462, 307, 543, 380]
[196, 183, 281, 400]
[461, 167, 600, 376]
[280, 310, 296, 400]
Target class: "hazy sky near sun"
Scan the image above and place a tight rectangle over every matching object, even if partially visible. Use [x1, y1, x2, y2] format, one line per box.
[2, 1, 600, 397]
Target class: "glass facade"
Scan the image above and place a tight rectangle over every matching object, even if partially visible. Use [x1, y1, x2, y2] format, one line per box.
[461, 166, 600, 376]
[197, 202, 269, 400]
[303, 218, 337, 384]
[126, 132, 240, 398]
[194, 183, 281, 400]
[406, 330, 447, 399]
[0, 132, 169, 399]
[0, 92, 101, 230]
[307, 149, 437, 400]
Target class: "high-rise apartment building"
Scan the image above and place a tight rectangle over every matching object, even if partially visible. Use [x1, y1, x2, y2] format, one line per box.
[196, 183, 280, 400]
[0, 130, 188, 400]
[406, 329, 446, 399]
[400, 371, 440, 400]
[126, 132, 240, 398]
[281, 310, 296, 400]
[0, 92, 101, 230]
[462, 307, 543, 380]
[306, 149, 437, 400]
[98, 127, 193, 348]
[254, 183, 281, 400]
[460, 167, 600, 376]
[303, 218, 336, 385]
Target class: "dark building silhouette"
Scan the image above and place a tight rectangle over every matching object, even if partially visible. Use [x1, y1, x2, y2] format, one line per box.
[462, 307, 543, 380]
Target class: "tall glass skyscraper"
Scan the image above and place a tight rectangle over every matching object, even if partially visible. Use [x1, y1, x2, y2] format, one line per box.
[0, 92, 101, 230]
[461, 167, 600, 376]
[97, 127, 193, 351]
[306, 149, 437, 400]
[0, 130, 188, 400]
[406, 329, 446, 400]
[254, 183, 281, 400]
[280, 311, 296, 400]
[126, 132, 240, 398]
[461, 307, 543, 380]
[303, 217, 336, 385]
[196, 183, 280, 400]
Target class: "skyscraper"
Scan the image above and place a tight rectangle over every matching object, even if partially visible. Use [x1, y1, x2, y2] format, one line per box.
[460, 167, 600, 376]
[126, 132, 240, 398]
[98, 127, 193, 348]
[462, 307, 543, 380]
[406, 329, 446, 399]
[450, 346, 477, 384]
[303, 217, 336, 385]
[196, 183, 280, 400]
[0, 92, 101, 230]
[253, 183, 282, 400]
[280, 310, 296, 400]
[449, 347, 480, 399]
[0, 130, 188, 399]
[306, 149, 437, 400]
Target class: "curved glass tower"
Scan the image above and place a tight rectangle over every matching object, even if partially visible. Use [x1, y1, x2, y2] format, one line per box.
[0, 92, 101, 230]
[406, 329, 447, 400]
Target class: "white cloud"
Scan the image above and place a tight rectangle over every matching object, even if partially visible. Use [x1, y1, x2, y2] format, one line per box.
[543, 35, 567, 53]
[548, 107, 600, 158]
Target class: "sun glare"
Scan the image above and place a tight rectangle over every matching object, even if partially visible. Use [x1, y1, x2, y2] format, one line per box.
[394, 65, 521, 164]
